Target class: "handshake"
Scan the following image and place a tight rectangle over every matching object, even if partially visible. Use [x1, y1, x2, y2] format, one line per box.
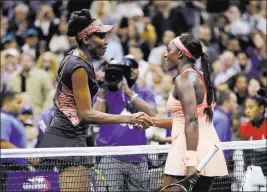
[128, 112, 155, 130]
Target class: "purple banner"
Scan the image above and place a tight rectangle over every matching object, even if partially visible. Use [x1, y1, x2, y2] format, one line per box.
[7, 171, 59, 191]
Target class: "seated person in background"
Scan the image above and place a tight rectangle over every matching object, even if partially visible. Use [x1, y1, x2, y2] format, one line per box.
[240, 88, 267, 141]
[0, 91, 26, 150]
[19, 105, 34, 122]
[213, 90, 237, 143]
[0, 90, 28, 191]
[94, 56, 156, 192]
[240, 88, 267, 176]
[23, 119, 39, 148]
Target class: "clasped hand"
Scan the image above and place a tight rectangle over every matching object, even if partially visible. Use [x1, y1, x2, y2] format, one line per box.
[130, 112, 154, 130]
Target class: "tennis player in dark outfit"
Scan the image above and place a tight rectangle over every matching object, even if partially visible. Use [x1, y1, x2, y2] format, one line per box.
[38, 9, 154, 192]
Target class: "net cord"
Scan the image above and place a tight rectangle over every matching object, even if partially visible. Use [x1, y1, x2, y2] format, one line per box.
[1, 140, 266, 158]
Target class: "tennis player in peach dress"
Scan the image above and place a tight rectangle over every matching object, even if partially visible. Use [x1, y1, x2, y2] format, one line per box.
[152, 33, 228, 191]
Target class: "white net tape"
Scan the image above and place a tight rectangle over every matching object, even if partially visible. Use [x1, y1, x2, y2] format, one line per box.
[0, 140, 266, 192]
[1, 139, 266, 158]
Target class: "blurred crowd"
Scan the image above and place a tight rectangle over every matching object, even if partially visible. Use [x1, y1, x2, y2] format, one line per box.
[0, 0, 266, 149]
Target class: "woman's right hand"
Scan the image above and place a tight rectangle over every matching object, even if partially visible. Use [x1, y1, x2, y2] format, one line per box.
[129, 112, 155, 129]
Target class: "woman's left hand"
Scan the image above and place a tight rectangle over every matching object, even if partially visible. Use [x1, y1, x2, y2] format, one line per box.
[186, 166, 200, 185]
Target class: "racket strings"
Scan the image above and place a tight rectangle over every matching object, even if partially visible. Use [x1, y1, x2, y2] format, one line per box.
[160, 177, 188, 192]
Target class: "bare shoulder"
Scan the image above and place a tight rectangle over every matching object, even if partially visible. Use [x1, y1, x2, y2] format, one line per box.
[175, 70, 198, 89]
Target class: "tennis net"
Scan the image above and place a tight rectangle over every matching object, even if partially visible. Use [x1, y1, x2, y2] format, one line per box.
[1, 140, 266, 192]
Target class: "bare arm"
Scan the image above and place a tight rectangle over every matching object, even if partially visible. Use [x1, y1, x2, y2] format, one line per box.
[0, 140, 17, 149]
[152, 135, 172, 143]
[93, 89, 106, 112]
[125, 89, 157, 117]
[175, 72, 199, 151]
[151, 117, 172, 130]
[72, 68, 154, 127]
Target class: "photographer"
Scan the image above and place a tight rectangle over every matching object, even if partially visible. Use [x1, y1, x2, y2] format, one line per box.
[94, 55, 157, 191]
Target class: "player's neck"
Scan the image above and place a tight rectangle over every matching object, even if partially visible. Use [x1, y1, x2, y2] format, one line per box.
[75, 48, 92, 64]
[177, 63, 194, 76]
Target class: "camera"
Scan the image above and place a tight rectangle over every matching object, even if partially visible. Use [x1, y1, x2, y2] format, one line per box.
[99, 59, 132, 92]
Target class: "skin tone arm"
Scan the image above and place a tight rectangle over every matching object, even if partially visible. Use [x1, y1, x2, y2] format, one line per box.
[0, 140, 17, 149]
[73, 68, 154, 128]
[175, 72, 199, 151]
[175, 71, 200, 183]
[152, 135, 172, 143]
[151, 117, 172, 130]
[121, 77, 157, 117]
[93, 88, 106, 112]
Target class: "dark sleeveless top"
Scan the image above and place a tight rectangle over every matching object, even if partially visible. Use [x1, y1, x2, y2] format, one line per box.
[46, 50, 98, 138]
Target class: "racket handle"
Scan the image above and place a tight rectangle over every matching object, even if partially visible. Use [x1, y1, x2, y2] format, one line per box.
[196, 145, 219, 172]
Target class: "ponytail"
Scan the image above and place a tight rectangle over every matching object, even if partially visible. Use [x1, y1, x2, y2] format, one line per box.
[201, 53, 214, 121]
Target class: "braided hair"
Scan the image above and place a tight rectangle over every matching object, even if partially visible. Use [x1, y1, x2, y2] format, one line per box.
[179, 33, 214, 121]
[67, 9, 95, 46]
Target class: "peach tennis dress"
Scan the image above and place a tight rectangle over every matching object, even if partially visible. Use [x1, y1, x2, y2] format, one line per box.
[164, 69, 228, 177]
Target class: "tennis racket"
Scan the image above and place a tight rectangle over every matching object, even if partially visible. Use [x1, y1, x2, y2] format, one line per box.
[160, 145, 219, 192]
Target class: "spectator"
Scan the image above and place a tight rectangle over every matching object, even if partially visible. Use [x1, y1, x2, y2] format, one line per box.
[139, 17, 157, 48]
[0, 16, 8, 39]
[9, 53, 53, 115]
[240, 88, 267, 140]
[247, 78, 261, 97]
[2, 33, 19, 50]
[213, 51, 238, 86]
[19, 105, 34, 123]
[247, 30, 267, 79]
[148, 30, 175, 68]
[23, 119, 39, 148]
[0, 52, 7, 91]
[0, 90, 26, 149]
[255, 1, 266, 35]
[240, 88, 267, 176]
[211, 60, 223, 79]
[227, 37, 241, 56]
[198, 25, 220, 63]
[214, 90, 238, 143]
[36, 51, 59, 83]
[34, 5, 60, 42]
[242, 1, 261, 33]
[104, 24, 124, 61]
[48, 19, 70, 63]
[224, 5, 250, 36]
[128, 45, 151, 87]
[152, 1, 188, 45]
[1, 48, 21, 87]
[257, 60, 267, 88]
[89, 1, 114, 24]
[237, 52, 251, 73]
[21, 28, 39, 59]
[0, 90, 27, 191]
[114, 0, 143, 20]
[94, 56, 156, 191]
[233, 74, 248, 106]
[7, 3, 30, 36]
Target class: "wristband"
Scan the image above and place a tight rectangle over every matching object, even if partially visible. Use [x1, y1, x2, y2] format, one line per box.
[97, 97, 106, 102]
[131, 93, 138, 102]
[185, 150, 197, 166]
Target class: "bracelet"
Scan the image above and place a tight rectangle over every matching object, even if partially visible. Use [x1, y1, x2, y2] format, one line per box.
[97, 97, 106, 102]
[131, 93, 139, 102]
[185, 150, 197, 166]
